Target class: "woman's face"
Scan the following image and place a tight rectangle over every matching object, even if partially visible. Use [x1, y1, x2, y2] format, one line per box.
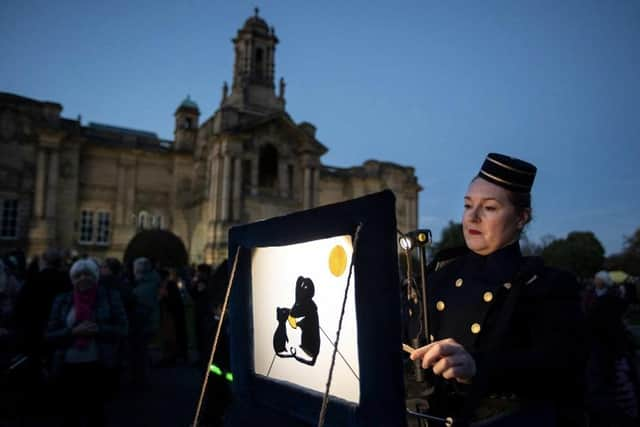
[462, 178, 527, 256]
[71, 270, 97, 291]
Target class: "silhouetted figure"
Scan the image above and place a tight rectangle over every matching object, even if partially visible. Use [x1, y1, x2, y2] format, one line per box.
[98, 258, 132, 396]
[14, 248, 71, 385]
[200, 259, 231, 427]
[158, 269, 188, 365]
[0, 259, 22, 368]
[273, 276, 320, 365]
[129, 257, 160, 387]
[586, 271, 639, 427]
[189, 264, 212, 364]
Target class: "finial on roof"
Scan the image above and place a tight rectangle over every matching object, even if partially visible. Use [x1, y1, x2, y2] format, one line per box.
[254, 7, 259, 17]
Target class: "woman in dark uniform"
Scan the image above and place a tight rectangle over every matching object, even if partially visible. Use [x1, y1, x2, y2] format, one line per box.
[410, 153, 587, 426]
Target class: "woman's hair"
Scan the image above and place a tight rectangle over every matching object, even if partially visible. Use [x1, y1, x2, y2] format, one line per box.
[506, 190, 533, 226]
[69, 258, 100, 281]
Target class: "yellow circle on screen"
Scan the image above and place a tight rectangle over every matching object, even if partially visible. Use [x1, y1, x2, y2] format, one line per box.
[329, 245, 348, 277]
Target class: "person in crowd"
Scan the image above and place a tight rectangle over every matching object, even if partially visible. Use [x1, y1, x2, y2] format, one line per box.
[98, 257, 133, 395]
[2, 251, 26, 287]
[129, 257, 160, 386]
[25, 255, 40, 285]
[157, 268, 188, 366]
[14, 248, 71, 381]
[585, 270, 639, 426]
[410, 153, 587, 426]
[0, 259, 22, 366]
[170, 268, 189, 363]
[46, 258, 128, 427]
[157, 269, 176, 366]
[200, 259, 232, 427]
[189, 263, 212, 365]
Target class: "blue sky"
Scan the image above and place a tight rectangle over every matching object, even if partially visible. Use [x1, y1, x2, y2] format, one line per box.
[1, 0, 639, 255]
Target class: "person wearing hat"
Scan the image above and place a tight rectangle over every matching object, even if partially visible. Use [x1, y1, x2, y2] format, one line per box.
[46, 258, 128, 426]
[410, 153, 587, 426]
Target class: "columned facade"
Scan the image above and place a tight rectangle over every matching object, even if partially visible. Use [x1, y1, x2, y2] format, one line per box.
[0, 11, 421, 264]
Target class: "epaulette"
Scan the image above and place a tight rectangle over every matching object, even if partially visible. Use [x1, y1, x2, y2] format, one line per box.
[428, 246, 469, 273]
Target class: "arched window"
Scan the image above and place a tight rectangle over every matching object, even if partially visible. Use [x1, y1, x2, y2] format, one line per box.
[258, 144, 278, 190]
[138, 211, 150, 230]
[255, 48, 264, 79]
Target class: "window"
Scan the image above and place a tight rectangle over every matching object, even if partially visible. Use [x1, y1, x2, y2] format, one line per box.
[242, 159, 252, 191]
[255, 48, 264, 79]
[79, 210, 111, 245]
[288, 164, 294, 195]
[0, 199, 18, 239]
[79, 210, 94, 243]
[96, 212, 111, 244]
[138, 211, 149, 230]
[258, 144, 278, 190]
[137, 211, 163, 230]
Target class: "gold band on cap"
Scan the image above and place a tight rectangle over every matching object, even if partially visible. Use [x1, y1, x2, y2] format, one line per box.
[486, 156, 536, 176]
[479, 170, 530, 190]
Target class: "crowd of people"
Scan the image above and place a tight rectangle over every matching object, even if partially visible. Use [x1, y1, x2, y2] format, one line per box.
[583, 270, 640, 426]
[1, 154, 639, 427]
[0, 247, 229, 426]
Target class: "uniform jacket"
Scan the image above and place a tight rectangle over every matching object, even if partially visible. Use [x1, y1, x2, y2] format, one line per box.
[427, 242, 587, 426]
[46, 286, 128, 369]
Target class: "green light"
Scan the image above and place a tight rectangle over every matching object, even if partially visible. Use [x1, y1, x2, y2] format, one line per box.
[210, 364, 222, 376]
[225, 372, 233, 382]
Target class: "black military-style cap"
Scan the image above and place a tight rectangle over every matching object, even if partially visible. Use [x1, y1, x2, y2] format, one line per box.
[477, 153, 537, 193]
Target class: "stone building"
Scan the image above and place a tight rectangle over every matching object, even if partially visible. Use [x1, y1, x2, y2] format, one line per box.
[0, 11, 421, 265]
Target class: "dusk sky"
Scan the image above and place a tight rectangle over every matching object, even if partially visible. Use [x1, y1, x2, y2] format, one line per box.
[2, 0, 638, 255]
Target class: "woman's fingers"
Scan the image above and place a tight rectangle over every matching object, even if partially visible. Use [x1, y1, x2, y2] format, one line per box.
[409, 338, 457, 363]
[431, 352, 467, 376]
[418, 340, 461, 369]
[410, 338, 476, 383]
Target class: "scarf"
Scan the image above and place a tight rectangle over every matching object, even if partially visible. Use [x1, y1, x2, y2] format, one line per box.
[73, 281, 98, 348]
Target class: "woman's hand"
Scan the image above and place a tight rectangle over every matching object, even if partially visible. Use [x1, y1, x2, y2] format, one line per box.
[72, 321, 98, 337]
[410, 338, 476, 384]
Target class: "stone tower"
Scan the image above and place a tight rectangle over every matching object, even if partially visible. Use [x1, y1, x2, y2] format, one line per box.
[223, 8, 285, 113]
[174, 95, 200, 151]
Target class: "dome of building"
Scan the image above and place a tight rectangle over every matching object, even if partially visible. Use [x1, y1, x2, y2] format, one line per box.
[177, 95, 199, 111]
[242, 8, 269, 34]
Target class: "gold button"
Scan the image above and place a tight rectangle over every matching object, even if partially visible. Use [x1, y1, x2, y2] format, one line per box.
[455, 278, 463, 288]
[471, 323, 481, 334]
[436, 301, 445, 311]
[503, 282, 512, 290]
[483, 291, 493, 303]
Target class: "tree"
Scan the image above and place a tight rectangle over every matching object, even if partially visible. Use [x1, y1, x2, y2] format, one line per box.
[434, 221, 465, 253]
[541, 231, 605, 279]
[604, 228, 640, 276]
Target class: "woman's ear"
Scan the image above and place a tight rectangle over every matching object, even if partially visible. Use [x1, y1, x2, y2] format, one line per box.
[517, 209, 531, 230]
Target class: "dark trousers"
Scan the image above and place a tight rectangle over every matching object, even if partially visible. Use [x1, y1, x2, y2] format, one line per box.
[60, 362, 106, 427]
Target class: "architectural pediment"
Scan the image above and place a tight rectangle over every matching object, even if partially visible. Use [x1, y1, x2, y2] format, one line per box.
[217, 111, 327, 156]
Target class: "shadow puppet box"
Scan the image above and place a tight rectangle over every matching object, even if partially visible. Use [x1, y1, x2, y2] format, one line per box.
[226, 190, 407, 427]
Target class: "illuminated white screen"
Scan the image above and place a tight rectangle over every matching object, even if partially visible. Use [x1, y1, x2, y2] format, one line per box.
[251, 235, 360, 403]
